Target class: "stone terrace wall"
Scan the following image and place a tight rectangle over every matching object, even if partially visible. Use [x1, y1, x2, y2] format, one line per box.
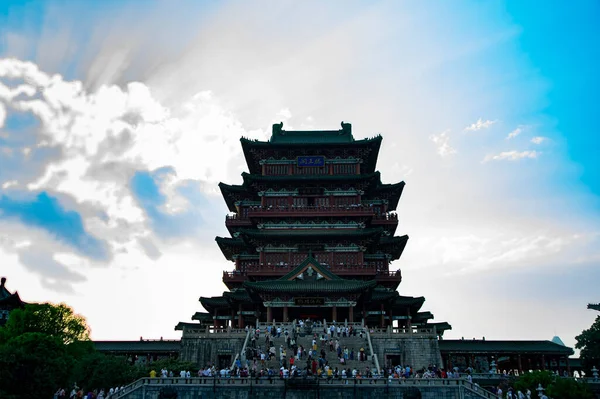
[181, 334, 245, 367]
[371, 334, 444, 370]
[122, 384, 465, 399]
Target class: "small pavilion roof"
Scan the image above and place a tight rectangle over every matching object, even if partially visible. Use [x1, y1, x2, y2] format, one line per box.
[438, 340, 574, 356]
[244, 255, 376, 294]
[0, 277, 25, 308]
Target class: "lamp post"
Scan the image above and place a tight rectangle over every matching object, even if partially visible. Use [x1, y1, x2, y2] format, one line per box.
[536, 383, 546, 399]
[490, 359, 497, 374]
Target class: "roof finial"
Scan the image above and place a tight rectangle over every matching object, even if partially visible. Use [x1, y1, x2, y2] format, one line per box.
[0, 277, 5, 287]
[308, 249, 313, 258]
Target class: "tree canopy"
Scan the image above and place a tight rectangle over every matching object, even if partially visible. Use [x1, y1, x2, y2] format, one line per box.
[576, 315, 600, 373]
[0, 302, 137, 399]
[0, 303, 90, 345]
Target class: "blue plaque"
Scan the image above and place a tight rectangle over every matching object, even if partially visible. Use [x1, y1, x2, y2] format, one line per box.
[297, 156, 325, 167]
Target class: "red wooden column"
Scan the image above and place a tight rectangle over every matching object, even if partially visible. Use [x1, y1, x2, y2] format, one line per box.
[541, 355, 546, 370]
[349, 306, 354, 323]
[283, 305, 289, 322]
[332, 306, 337, 322]
[267, 306, 273, 323]
[238, 304, 243, 328]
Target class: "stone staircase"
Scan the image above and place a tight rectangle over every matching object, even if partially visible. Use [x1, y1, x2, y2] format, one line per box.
[250, 324, 377, 375]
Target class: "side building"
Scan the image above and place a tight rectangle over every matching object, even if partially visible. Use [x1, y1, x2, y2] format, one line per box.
[0, 277, 25, 326]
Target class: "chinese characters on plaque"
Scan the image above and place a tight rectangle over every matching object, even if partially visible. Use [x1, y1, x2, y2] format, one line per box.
[297, 156, 325, 167]
[294, 297, 326, 306]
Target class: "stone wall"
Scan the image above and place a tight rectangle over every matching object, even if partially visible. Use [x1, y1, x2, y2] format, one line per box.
[180, 334, 246, 367]
[120, 383, 469, 399]
[371, 334, 444, 371]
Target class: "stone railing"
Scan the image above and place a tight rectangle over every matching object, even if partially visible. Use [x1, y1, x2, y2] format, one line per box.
[182, 326, 247, 338]
[368, 326, 437, 337]
[112, 376, 499, 399]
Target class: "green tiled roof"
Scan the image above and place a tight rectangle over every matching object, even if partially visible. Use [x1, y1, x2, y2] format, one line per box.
[270, 126, 355, 144]
[215, 237, 251, 261]
[239, 122, 383, 174]
[224, 289, 253, 303]
[175, 322, 202, 331]
[392, 295, 425, 314]
[94, 340, 181, 352]
[192, 312, 213, 321]
[244, 279, 376, 294]
[438, 340, 574, 355]
[369, 181, 405, 211]
[413, 311, 434, 322]
[0, 278, 25, 308]
[279, 256, 341, 281]
[377, 235, 409, 261]
[425, 322, 452, 332]
[200, 296, 229, 309]
[370, 287, 399, 301]
[219, 182, 258, 212]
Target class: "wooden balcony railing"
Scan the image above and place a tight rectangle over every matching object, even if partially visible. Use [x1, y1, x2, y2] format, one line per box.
[223, 267, 401, 281]
[246, 205, 377, 217]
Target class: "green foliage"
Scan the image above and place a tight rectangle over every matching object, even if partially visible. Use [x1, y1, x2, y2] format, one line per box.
[1, 303, 90, 344]
[0, 302, 142, 399]
[71, 352, 138, 390]
[576, 315, 600, 373]
[0, 333, 74, 399]
[546, 377, 593, 399]
[512, 370, 593, 399]
[513, 370, 554, 394]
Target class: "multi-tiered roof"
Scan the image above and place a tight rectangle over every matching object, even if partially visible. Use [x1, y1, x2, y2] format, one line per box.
[177, 122, 449, 334]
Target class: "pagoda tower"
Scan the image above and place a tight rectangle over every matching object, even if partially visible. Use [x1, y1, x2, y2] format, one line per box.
[177, 122, 449, 336]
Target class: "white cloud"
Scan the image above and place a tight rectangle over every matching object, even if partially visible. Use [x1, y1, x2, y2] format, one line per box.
[0, 58, 259, 292]
[0, 102, 5, 128]
[506, 127, 522, 139]
[465, 118, 496, 131]
[531, 136, 547, 144]
[429, 130, 456, 157]
[483, 150, 540, 162]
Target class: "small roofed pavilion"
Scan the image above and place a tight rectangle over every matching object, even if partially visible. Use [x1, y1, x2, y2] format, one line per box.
[0, 277, 25, 326]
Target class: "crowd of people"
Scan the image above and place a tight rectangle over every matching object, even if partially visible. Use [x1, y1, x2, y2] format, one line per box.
[53, 385, 125, 399]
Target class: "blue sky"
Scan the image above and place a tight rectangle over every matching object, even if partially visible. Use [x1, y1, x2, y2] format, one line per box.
[0, 1, 598, 348]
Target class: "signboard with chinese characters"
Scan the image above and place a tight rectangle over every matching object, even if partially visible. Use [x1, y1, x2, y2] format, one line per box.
[294, 297, 325, 306]
[297, 156, 325, 167]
